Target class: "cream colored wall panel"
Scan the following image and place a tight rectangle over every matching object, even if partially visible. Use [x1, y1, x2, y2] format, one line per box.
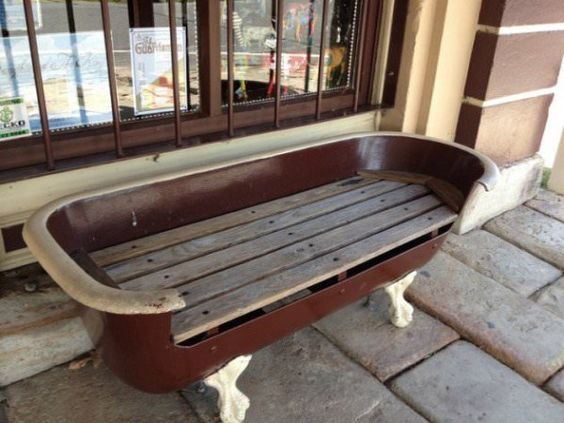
[378, 0, 482, 143]
[548, 131, 564, 195]
[378, 0, 439, 132]
[422, 0, 482, 141]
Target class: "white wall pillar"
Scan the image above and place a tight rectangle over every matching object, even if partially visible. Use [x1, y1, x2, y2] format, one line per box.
[377, 0, 482, 141]
[548, 130, 564, 194]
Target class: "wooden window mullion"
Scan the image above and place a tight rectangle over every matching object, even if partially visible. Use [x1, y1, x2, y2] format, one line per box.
[197, 0, 222, 118]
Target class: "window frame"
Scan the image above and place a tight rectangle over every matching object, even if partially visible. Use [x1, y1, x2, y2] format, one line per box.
[0, 0, 407, 178]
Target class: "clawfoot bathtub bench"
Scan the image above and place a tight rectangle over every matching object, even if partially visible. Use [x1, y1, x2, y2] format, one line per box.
[23, 132, 498, 422]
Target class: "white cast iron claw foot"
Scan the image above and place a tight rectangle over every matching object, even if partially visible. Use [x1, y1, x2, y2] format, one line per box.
[204, 355, 252, 423]
[385, 271, 417, 328]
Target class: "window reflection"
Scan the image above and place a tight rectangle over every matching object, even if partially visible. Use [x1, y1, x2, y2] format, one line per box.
[0, 0, 199, 137]
[221, 0, 359, 105]
[121, 0, 199, 119]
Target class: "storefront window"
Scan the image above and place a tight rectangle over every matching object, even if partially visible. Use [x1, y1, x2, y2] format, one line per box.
[0, 0, 199, 135]
[220, 0, 359, 105]
[0, 0, 399, 173]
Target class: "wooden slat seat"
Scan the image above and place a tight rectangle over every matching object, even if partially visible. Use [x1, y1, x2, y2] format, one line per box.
[103, 178, 406, 282]
[92, 176, 458, 344]
[91, 176, 377, 267]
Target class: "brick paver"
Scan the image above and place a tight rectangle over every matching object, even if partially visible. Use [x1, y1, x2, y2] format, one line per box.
[485, 206, 564, 268]
[408, 251, 564, 384]
[182, 327, 425, 423]
[533, 276, 564, 319]
[390, 341, 564, 422]
[314, 293, 458, 381]
[4, 364, 200, 423]
[442, 230, 561, 296]
[526, 189, 564, 223]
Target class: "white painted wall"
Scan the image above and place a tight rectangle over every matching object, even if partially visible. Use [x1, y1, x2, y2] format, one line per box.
[377, 0, 482, 142]
[539, 56, 564, 168]
[548, 130, 564, 194]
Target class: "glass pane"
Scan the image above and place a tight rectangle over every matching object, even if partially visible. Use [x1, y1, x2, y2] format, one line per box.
[220, 0, 359, 105]
[124, 0, 199, 119]
[0, 0, 39, 138]
[0, 0, 200, 139]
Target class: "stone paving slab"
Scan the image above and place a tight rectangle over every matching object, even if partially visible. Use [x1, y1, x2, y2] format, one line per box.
[0, 264, 72, 339]
[390, 341, 564, 422]
[0, 286, 77, 337]
[442, 230, 561, 297]
[313, 293, 459, 381]
[485, 205, 564, 269]
[3, 364, 199, 423]
[408, 251, 564, 385]
[545, 369, 564, 402]
[0, 265, 92, 386]
[182, 327, 425, 423]
[526, 189, 564, 223]
[533, 276, 564, 319]
[0, 318, 92, 387]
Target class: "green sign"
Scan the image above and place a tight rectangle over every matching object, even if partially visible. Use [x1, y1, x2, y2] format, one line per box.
[0, 97, 31, 141]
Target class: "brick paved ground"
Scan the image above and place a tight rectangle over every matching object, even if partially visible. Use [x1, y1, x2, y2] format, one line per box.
[1, 190, 563, 422]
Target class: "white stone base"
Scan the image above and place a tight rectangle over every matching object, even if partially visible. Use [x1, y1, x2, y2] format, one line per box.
[453, 154, 543, 234]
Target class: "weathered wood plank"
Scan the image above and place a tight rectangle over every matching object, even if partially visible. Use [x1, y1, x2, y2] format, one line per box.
[92, 177, 375, 267]
[164, 195, 443, 308]
[107, 180, 405, 282]
[426, 178, 464, 212]
[359, 169, 464, 212]
[171, 206, 458, 342]
[121, 184, 428, 290]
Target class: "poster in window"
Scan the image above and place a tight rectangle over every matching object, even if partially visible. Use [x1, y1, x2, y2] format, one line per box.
[0, 97, 31, 141]
[130, 27, 188, 116]
[0, 31, 112, 132]
[0, 0, 42, 31]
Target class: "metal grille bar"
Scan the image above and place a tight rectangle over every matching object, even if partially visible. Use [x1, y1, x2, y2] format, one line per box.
[303, 0, 315, 93]
[22, 0, 55, 170]
[181, 0, 192, 110]
[168, 0, 182, 147]
[226, 0, 235, 137]
[100, 0, 124, 157]
[274, 0, 283, 128]
[353, 0, 369, 113]
[315, 0, 330, 120]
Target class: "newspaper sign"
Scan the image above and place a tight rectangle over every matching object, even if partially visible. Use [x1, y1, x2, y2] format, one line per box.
[0, 97, 31, 141]
[0, 0, 42, 31]
[130, 28, 187, 116]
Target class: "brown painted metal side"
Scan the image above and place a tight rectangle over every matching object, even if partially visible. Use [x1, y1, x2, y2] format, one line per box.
[95, 233, 446, 393]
